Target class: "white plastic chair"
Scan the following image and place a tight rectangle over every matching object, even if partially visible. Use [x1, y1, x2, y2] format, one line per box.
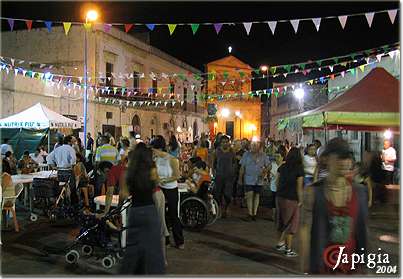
[2, 183, 24, 232]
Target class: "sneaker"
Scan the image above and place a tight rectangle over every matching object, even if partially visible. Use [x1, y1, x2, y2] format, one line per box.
[275, 243, 287, 251]
[285, 249, 298, 257]
[242, 215, 253, 222]
[177, 244, 185, 250]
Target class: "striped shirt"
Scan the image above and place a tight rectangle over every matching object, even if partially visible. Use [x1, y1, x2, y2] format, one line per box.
[95, 144, 120, 165]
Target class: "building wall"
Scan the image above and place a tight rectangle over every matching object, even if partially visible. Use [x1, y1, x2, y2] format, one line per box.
[1, 26, 207, 141]
[206, 56, 261, 140]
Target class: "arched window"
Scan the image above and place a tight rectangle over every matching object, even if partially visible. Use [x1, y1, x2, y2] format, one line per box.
[132, 114, 141, 135]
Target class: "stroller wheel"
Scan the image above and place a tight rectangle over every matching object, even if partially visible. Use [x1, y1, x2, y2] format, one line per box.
[30, 214, 38, 222]
[81, 245, 93, 256]
[115, 251, 124, 260]
[65, 249, 80, 264]
[49, 210, 57, 223]
[102, 256, 114, 269]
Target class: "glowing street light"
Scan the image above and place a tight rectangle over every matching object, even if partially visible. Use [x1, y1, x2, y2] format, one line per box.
[294, 88, 305, 100]
[228, 46, 232, 53]
[86, 10, 99, 22]
[235, 110, 242, 117]
[221, 108, 230, 118]
[260, 65, 268, 72]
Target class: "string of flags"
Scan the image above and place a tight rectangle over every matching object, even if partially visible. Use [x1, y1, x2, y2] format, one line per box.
[1, 8, 398, 36]
[0, 42, 399, 84]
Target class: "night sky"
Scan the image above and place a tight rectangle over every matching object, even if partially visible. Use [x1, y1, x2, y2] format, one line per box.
[1, 1, 400, 88]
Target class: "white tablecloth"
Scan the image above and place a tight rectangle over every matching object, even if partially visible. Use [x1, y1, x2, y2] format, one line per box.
[11, 170, 56, 185]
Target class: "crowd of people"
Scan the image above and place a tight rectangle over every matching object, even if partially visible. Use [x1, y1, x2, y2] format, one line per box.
[0, 130, 398, 274]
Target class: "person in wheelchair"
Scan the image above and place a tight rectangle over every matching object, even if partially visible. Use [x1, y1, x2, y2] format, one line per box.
[185, 160, 211, 201]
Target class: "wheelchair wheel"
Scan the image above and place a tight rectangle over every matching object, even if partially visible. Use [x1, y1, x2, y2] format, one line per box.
[102, 255, 114, 269]
[180, 196, 208, 230]
[207, 198, 220, 226]
[81, 245, 93, 256]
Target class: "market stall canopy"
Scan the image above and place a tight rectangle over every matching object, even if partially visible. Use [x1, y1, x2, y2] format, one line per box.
[277, 67, 400, 131]
[0, 103, 81, 129]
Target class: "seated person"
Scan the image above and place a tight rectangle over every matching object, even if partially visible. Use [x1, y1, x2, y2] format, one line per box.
[30, 148, 45, 165]
[89, 161, 113, 197]
[183, 156, 203, 179]
[3, 151, 17, 175]
[185, 160, 211, 199]
[18, 150, 39, 174]
[73, 153, 93, 210]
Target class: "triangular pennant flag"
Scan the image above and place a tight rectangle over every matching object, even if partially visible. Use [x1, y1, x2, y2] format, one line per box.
[125, 24, 134, 33]
[83, 23, 92, 32]
[389, 50, 397, 59]
[267, 21, 277, 35]
[284, 65, 292, 72]
[359, 65, 365, 72]
[243, 22, 252, 35]
[25, 20, 33, 31]
[312, 18, 321, 31]
[299, 63, 306, 70]
[350, 68, 356, 76]
[340, 62, 348, 67]
[388, 9, 398, 24]
[104, 24, 112, 32]
[63, 22, 72, 35]
[333, 57, 339, 64]
[214, 23, 223, 34]
[191, 24, 200, 35]
[7, 19, 14, 31]
[290, 19, 300, 33]
[365, 57, 370, 64]
[146, 24, 155, 31]
[365, 12, 375, 28]
[317, 60, 323, 66]
[283, 73, 288, 78]
[329, 65, 334, 72]
[45, 21, 52, 32]
[168, 24, 177, 35]
[302, 70, 308, 76]
[270, 67, 276, 75]
[376, 54, 383, 62]
[338, 15, 348, 29]
[10, 58, 15, 66]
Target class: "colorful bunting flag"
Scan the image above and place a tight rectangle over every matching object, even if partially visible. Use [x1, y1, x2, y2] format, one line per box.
[7, 19, 14, 31]
[365, 12, 375, 28]
[124, 24, 134, 33]
[333, 58, 339, 64]
[329, 65, 334, 72]
[299, 63, 306, 70]
[63, 22, 72, 35]
[388, 9, 398, 24]
[243, 22, 252, 35]
[267, 21, 277, 35]
[350, 68, 356, 76]
[290, 19, 300, 33]
[104, 24, 112, 32]
[359, 65, 365, 72]
[284, 65, 292, 72]
[168, 24, 177, 35]
[338, 15, 348, 29]
[214, 23, 223, 34]
[25, 20, 33, 31]
[312, 18, 321, 31]
[191, 24, 199, 35]
[146, 24, 155, 31]
[83, 23, 92, 32]
[44, 21, 52, 32]
[270, 67, 276, 75]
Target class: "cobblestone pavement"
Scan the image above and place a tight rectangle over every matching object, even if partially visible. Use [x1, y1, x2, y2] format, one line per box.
[1, 200, 399, 276]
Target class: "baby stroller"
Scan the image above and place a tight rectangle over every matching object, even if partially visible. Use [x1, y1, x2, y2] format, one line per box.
[31, 169, 80, 223]
[179, 179, 220, 231]
[64, 197, 131, 269]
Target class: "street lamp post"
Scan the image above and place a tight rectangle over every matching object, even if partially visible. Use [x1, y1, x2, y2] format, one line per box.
[83, 10, 98, 149]
[260, 65, 269, 138]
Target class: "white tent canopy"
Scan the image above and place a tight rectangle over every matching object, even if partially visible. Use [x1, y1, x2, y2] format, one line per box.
[0, 103, 81, 129]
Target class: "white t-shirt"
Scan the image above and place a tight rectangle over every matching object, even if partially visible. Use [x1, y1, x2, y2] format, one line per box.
[303, 155, 317, 177]
[1, 144, 13, 156]
[382, 147, 397, 172]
